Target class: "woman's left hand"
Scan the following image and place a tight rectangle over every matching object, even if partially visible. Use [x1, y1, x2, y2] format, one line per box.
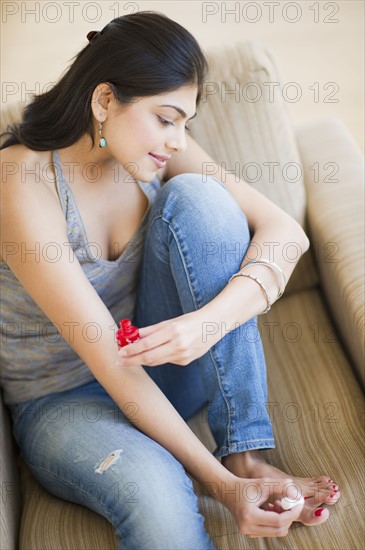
[115, 310, 219, 368]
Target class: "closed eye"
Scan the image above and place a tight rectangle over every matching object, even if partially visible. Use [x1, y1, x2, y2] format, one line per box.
[157, 116, 191, 132]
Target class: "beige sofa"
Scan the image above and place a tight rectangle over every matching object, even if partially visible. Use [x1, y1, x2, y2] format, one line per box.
[1, 41, 364, 550]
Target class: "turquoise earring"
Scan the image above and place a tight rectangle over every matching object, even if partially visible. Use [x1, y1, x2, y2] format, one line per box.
[98, 122, 107, 148]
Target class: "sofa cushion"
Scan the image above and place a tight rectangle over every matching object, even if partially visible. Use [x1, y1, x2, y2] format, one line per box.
[190, 41, 307, 225]
[0, 391, 21, 550]
[190, 41, 319, 296]
[295, 116, 365, 386]
[0, 101, 25, 143]
[18, 457, 118, 550]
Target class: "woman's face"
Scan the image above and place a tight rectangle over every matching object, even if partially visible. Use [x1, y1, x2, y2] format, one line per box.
[95, 84, 198, 183]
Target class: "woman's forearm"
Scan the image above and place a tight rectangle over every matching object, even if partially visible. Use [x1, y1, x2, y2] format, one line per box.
[100, 361, 236, 501]
[198, 218, 310, 335]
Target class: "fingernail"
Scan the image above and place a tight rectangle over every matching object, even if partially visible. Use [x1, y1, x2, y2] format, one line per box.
[314, 508, 325, 517]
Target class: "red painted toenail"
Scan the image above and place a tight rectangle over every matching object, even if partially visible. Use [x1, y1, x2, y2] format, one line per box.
[332, 485, 337, 489]
[330, 494, 335, 498]
[328, 479, 332, 482]
[314, 508, 325, 517]
[304, 496, 310, 500]
[334, 489, 338, 493]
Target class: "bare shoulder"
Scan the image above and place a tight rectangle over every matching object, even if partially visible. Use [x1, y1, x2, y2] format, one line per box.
[1, 144, 54, 186]
[1, 144, 67, 262]
[1, 143, 41, 165]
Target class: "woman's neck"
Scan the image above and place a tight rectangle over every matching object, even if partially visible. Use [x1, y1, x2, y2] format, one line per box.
[57, 135, 131, 186]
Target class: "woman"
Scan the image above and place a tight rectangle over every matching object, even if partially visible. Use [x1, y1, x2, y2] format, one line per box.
[0, 11, 340, 549]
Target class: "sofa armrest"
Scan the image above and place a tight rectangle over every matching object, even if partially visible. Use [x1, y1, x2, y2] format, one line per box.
[295, 117, 364, 387]
[0, 391, 21, 549]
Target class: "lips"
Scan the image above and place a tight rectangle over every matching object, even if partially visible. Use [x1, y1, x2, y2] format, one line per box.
[148, 153, 171, 169]
[149, 153, 171, 161]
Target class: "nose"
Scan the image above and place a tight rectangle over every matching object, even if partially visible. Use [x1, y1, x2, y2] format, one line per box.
[166, 126, 187, 154]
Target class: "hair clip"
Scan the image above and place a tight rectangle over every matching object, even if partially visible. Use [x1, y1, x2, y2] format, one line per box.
[87, 30, 101, 43]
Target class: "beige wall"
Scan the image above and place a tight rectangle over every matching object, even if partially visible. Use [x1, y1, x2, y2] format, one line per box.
[1, 0, 364, 153]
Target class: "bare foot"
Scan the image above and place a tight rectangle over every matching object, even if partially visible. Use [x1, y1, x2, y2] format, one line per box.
[221, 450, 340, 526]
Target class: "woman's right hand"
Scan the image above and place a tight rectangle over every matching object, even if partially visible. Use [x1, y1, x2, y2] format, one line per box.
[216, 476, 304, 538]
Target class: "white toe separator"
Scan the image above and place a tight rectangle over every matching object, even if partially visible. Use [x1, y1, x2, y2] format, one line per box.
[280, 496, 305, 510]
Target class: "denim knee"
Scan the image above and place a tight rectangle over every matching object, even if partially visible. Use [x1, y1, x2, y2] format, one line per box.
[145, 173, 251, 302]
[157, 173, 248, 230]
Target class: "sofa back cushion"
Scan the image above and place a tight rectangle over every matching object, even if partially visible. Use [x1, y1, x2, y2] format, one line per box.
[190, 40, 307, 224]
[0, 101, 25, 143]
[190, 41, 319, 295]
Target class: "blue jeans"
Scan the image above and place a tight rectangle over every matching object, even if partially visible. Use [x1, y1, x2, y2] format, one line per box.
[9, 174, 275, 549]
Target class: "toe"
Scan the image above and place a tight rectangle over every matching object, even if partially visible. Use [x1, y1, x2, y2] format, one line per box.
[324, 488, 340, 505]
[318, 480, 340, 504]
[310, 478, 340, 504]
[307, 476, 340, 506]
[301, 506, 330, 526]
[312, 476, 337, 487]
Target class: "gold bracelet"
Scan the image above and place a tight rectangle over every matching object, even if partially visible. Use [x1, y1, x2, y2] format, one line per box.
[228, 271, 271, 314]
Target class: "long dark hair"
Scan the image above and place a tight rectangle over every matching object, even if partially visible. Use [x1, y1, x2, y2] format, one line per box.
[0, 11, 208, 151]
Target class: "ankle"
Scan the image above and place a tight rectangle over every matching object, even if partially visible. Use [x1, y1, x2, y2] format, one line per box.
[222, 449, 265, 476]
[222, 449, 262, 464]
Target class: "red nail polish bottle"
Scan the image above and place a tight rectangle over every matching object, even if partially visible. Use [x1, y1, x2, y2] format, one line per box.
[116, 319, 140, 349]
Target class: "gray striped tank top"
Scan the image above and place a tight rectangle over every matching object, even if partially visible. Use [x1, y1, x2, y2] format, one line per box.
[0, 150, 162, 405]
